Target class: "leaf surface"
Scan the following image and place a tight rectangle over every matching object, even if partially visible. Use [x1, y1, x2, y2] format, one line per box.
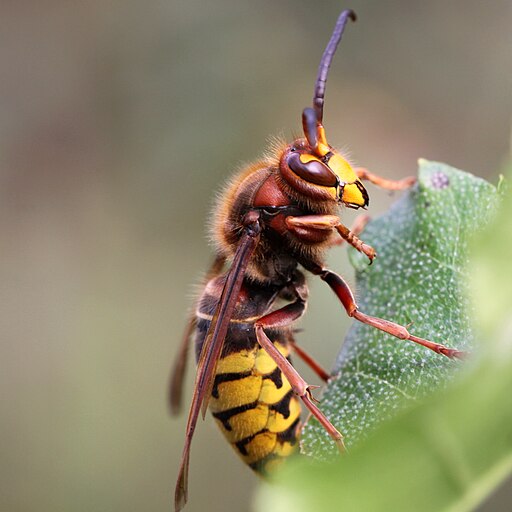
[254, 160, 511, 512]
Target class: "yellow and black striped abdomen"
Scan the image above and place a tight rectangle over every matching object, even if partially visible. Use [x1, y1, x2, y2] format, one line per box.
[210, 340, 301, 473]
[195, 276, 302, 474]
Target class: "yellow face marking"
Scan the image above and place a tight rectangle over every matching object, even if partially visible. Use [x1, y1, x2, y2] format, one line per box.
[216, 348, 257, 375]
[341, 182, 366, 206]
[254, 343, 288, 375]
[267, 397, 301, 433]
[299, 153, 320, 164]
[299, 149, 365, 204]
[328, 153, 367, 206]
[242, 432, 277, 464]
[209, 375, 262, 413]
[328, 153, 358, 183]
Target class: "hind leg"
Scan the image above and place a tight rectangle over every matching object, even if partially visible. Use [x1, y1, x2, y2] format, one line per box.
[253, 300, 345, 452]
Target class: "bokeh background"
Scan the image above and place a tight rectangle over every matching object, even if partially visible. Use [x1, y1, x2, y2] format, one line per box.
[1, 1, 511, 511]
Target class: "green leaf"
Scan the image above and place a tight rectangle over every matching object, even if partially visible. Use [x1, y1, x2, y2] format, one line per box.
[254, 161, 511, 512]
[301, 160, 498, 457]
[469, 170, 511, 342]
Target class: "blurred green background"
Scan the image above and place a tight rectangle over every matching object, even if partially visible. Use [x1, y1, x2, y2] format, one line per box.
[1, 1, 511, 512]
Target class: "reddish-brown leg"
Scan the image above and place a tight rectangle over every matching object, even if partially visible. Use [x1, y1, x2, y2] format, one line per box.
[335, 223, 376, 263]
[355, 167, 417, 191]
[286, 214, 376, 263]
[288, 336, 330, 382]
[307, 263, 465, 359]
[329, 214, 370, 248]
[253, 300, 345, 452]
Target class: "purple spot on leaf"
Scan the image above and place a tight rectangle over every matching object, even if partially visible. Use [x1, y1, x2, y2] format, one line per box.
[430, 171, 450, 189]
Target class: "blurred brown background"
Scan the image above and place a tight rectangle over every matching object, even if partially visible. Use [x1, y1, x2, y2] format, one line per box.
[1, 1, 511, 511]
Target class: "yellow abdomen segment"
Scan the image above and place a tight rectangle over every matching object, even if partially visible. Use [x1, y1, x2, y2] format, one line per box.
[211, 342, 301, 473]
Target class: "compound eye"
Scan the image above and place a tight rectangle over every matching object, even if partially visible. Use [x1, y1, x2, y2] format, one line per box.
[287, 152, 338, 187]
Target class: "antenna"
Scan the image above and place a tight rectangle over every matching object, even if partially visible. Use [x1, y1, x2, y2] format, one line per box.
[313, 9, 356, 123]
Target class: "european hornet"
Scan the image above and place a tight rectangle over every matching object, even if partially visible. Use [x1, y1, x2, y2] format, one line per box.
[170, 10, 463, 511]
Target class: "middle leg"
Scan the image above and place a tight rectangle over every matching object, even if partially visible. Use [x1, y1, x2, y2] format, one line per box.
[305, 261, 465, 359]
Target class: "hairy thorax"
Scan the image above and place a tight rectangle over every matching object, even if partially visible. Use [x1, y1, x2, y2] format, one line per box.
[212, 150, 339, 285]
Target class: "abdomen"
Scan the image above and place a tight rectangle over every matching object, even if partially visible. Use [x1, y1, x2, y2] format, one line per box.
[195, 278, 301, 473]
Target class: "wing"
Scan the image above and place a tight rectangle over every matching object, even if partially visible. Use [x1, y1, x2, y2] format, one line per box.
[168, 315, 196, 415]
[174, 217, 261, 511]
[169, 255, 226, 415]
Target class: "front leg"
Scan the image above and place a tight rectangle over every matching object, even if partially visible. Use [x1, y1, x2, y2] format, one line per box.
[355, 167, 416, 191]
[329, 214, 370, 249]
[285, 214, 376, 263]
